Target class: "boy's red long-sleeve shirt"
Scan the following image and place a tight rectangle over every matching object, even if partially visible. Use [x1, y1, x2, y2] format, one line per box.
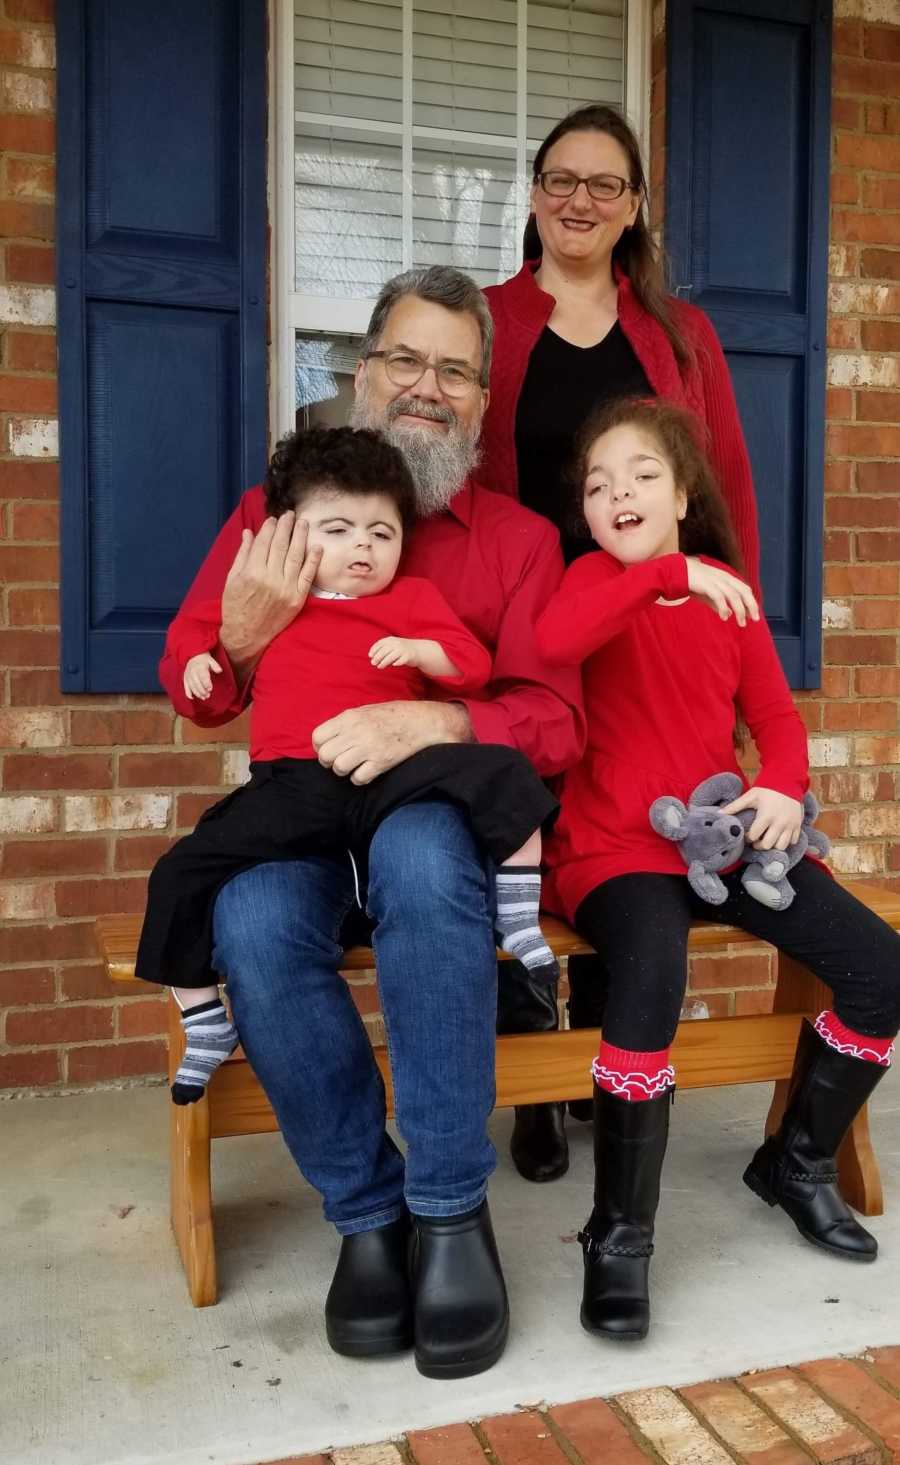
[534, 551, 809, 922]
[169, 577, 493, 762]
[159, 478, 586, 778]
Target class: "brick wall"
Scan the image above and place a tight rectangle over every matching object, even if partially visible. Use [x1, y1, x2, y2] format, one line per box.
[1, 0, 898, 1092]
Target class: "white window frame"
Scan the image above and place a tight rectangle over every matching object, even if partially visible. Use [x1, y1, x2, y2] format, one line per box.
[270, 0, 652, 437]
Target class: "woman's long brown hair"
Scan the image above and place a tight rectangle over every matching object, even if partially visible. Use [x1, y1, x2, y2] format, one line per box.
[523, 104, 693, 370]
[571, 397, 745, 573]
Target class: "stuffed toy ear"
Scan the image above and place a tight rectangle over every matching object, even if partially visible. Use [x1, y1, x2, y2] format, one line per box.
[650, 796, 688, 840]
[690, 771, 744, 809]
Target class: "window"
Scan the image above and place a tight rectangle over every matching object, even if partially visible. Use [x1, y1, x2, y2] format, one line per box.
[273, 0, 648, 432]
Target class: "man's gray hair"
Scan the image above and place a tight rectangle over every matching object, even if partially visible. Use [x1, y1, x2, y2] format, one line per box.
[361, 266, 494, 387]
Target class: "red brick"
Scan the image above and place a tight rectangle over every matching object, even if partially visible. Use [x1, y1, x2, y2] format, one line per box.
[834, 19, 862, 56]
[828, 318, 860, 350]
[819, 769, 894, 802]
[175, 792, 223, 827]
[0, 459, 58, 500]
[0, 543, 57, 580]
[825, 564, 899, 596]
[0, 1049, 60, 1088]
[113, 834, 172, 872]
[830, 174, 859, 211]
[826, 495, 899, 528]
[480, 1411, 572, 1465]
[0, 112, 55, 154]
[828, 425, 900, 459]
[118, 751, 222, 788]
[547, 1400, 653, 1465]
[59, 963, 121, 1001]
[821, 699, 896, 731]
[835, 130, 900, 171]
[67, 1040, 167, 1083]
[854, 599, 900, 629]
[860, 321, 900, 354]
[1, 836, 107, 878]
[7, 1004, 114, 1046]
[8, 668, 67, 705]
[824, 530, 852, 561]
[820, 667, 852, 698]
[8, 587, 58, 626]
[862, 176, 900, 210]
[826, 386, 853, 419]
[5, 243, 54, 284]
[866, 101, 900, 133]
[54, 876, 146, 918]
[12, 500, 58, 539]
[4, 0, 55, 20]
[856, 530, 900, 560]
[815, 809, 848, 839]
[0, 198, 53, 239]
[833, 97, 861, 130]
[5, 329, 56, 372]
[0, 967, 54, 1005]
[870, 1346, 900, 1391]
[824, 633, 897, 665]
[824, 461, 852, 495]
[179, 709, 251, 744]
[689, 954, 773, 992]
[856, 666, 900, 696]
[741, 1367, 880, 1464]
[798, 1358, 900, 1457]
[407, 1425, 491, 1465]
[681, 1379, 810, 1463]
[865, 24, 900, 65]
[118, 998, 167, 1038]
[834, 55, 900, 102]
[856, 463, 900, 496]
[5, 156, 54, 200]
[3, 753, 113, 790]
[833, 212, 900, 246]
[860, 247, 900, 280]
[0, 628, 58, 666]
[855, 390, 900, 425]
[0, 920, 94, 965]
[70, 709, 174, 747]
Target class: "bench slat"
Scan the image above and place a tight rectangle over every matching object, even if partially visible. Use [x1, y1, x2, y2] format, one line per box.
[95, 882, 900, 982]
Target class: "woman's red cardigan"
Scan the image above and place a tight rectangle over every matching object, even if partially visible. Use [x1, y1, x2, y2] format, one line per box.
[481, 263, 761, 595]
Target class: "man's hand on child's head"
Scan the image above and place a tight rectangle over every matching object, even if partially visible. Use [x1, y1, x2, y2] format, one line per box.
[183, 653, 222, 701]
[369, 636, 416, 669]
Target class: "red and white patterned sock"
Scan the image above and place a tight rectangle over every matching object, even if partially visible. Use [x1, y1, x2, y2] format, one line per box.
[814, 1010, 894, 1068]
[592, 1040, 675, 1102]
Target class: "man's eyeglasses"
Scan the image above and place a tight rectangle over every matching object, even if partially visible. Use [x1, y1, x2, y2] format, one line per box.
[537, 170, 638, 202]
[365, 349, 483, 398]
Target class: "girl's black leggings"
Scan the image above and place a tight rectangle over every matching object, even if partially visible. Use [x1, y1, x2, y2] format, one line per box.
[574, 860, 900, 1053]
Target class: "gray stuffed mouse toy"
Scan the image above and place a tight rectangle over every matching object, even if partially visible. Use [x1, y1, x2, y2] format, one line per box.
[649, 772, 830, 911]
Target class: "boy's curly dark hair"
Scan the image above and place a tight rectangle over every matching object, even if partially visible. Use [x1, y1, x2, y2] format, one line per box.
[264, 425, 418, 531]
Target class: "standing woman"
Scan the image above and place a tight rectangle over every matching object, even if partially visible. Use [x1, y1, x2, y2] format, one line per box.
[483, 104, 762, 1183]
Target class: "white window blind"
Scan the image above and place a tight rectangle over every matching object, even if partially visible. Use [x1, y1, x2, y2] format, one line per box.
[292, 0, 626, 305]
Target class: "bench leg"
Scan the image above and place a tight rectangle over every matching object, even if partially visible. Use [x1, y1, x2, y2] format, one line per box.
[168, 999, 218, 1305]
[764, 954, 883, 1218]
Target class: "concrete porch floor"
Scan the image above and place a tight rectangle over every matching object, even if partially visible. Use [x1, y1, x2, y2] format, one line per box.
[3, 1080, 899, 1465]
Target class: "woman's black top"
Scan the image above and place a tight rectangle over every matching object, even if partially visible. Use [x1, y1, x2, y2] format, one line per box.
[514, 322, 653, 561]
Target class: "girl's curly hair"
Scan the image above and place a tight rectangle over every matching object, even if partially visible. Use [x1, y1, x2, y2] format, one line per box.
[569, 397, 744, 573]
[264, 425, 418, 531]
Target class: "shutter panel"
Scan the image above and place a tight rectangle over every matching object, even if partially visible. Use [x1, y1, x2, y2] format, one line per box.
[57, 0, 267, 693]
[665, 0, 831, 688]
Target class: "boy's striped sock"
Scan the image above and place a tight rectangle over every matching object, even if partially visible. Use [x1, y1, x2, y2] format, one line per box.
[172, 999, 239, 1105]
[494, 866, 559, 982]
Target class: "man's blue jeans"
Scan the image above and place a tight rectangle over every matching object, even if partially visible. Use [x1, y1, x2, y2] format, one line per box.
[211, 801, 498, 1235]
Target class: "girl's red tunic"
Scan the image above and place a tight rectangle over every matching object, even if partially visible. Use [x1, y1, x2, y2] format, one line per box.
[535, 551, 810, 923]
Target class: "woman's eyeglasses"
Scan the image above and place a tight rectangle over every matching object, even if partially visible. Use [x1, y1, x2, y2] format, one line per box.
[537, 170, 638, 202]
[365, 349, 482, 397]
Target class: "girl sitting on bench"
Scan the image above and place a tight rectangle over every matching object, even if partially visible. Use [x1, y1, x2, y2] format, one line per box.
[535, 397, 900, 1342]
[137, 425, 559, 1102]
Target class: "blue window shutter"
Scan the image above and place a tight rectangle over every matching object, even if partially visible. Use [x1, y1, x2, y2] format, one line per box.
[57, 0, 267, 692]
[666, 0, 832, 688]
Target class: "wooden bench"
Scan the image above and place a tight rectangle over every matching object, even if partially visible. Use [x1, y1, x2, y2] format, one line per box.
[96, 882, 900, 1307]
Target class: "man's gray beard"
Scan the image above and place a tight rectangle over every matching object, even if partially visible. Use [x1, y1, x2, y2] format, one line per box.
[350, 385, 481, 518]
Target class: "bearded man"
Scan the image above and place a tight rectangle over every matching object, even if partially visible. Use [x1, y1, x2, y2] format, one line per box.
[159, 266, 584, 1378]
